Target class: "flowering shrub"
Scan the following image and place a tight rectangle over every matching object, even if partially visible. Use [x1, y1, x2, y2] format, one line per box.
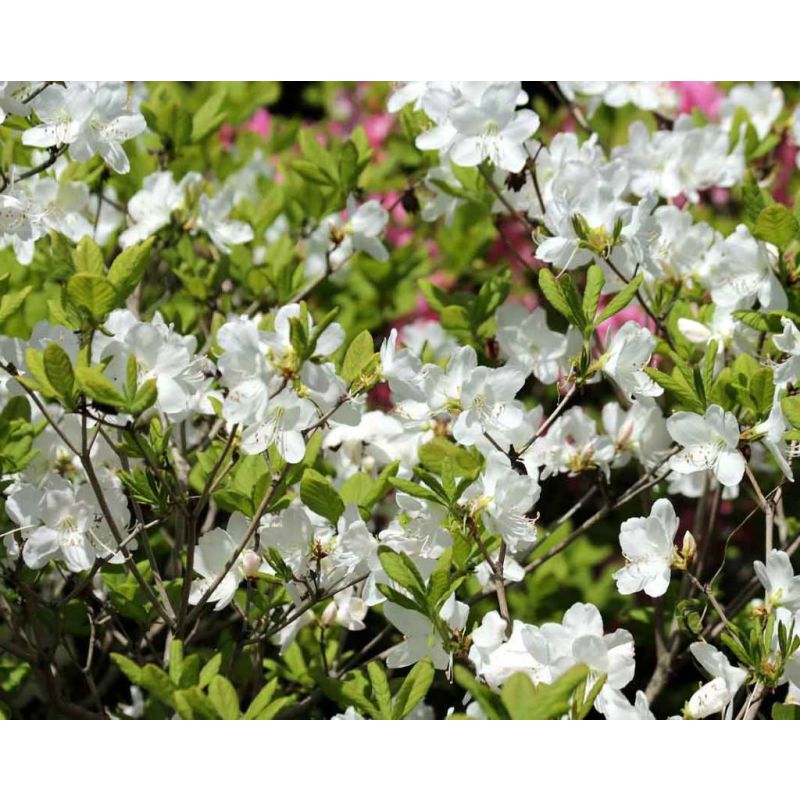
[1, 80, 800, 720]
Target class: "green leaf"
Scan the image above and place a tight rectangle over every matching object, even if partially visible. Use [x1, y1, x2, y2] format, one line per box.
[582, 263, 605, 324]
[110, 653, 142, 684]
[772, 702, 800, 720]
[73, 236, 105, 274]
[75, 365, 126, 408]
[168, 640, 185, 685]
[754, 205, 799, 250]
[208, 675, 240, 720]
[537, 268, 572, 321]
[243, 678, 280, 720]
[173, 687, 218, 720]
[342, 330, 374, 385]
[299, 469, 345, 525]
[596, 274, 643, 324]
[781, 395, 800, 430]
[66, 273, 116, 322]
[108, 239, 152, 301]
[129, 378, 158, 416]
[198, 653, 222, 689]
[292, 160, 335, 186]
[538, 268, 584, 328]
[741, 173, 767, 226]
[139, 664, 176, 707]
[572, 673, 607, 720]
[500, 664, 589, 719]
[644, 366, 705, 413]
[392, 658, 435, 719]
[366, 661, 393, 719]
[388, 477, 444, 505]
[418, 438, 482, 479]
[192, 91, 227, 142]
[0, 286, 32, 327]
[378, 546, 427, 599]
[338, 141, 359, 191]
[453, 664, 508, 720]
[43, 342, 74, 400]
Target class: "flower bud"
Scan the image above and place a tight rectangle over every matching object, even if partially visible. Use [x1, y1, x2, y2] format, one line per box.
[681, 531, 697, 568]
[241, 549, 261, 579]
[320, 601, 338, 627]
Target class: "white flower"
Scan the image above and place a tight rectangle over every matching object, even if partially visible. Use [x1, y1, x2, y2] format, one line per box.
[239, 387, 316, 462]
[197, 189, 254, 254]
[421, 163, 465, 225]
[720, 82, 783, 141]
[0, 185, 45, 264]
[189, 512, 262, 610]
[602, 399, 672, 470]
[528, 406, 615, 480]
[344, 196, 389, 262]
[614, 498, 679, 598]
[384, 593, 468, 671]
[539, 602, 636, 691]
[379, 493, 451, 561]
[322, 586, 368, 631]
[6, 477, 131, 572]
[677, 306, 757, 370]
[595, 687, 655, 720]
[379, 329, 433, 403]
[98, 309, 213, 421]
[559, 82, 677, 116]
[707, 225, 786, 311]
[460, 452, 540, 553]
[399, 319, 458, 362]
[495, 303, 575, 384]
[600, 321, 662, 400]
[0, 81, 29, 123]
[331, 706, 365, 721]
[667, 404, 745, 487]
[685, 643, 746, 719]
[773, 317, 800, 385]
[447, 83, 540, 172]
[217, 316, 279, 425]
[613, 118, 745, 203]
[120, 170, 201, 248]
[23, 83, 146, 174]
[754, 549, 800, 612]
[451, 365, 525, 446]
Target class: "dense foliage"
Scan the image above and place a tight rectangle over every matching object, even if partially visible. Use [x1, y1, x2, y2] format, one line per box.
[2, 80, 800, 720]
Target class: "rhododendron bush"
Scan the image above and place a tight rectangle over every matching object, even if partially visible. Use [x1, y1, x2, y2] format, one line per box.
[3, 80, 800, 721]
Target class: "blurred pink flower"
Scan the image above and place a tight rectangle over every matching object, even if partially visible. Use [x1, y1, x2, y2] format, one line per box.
[669, 81, 723, 119]
[244, 108, 271, 138]
[773, 137, 798, 204]
[364, 113, 393, 148]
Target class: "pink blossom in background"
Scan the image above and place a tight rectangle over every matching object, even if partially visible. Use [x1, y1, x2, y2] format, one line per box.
[364, 113, 393, 148]
[219, 108, 271, 149]
[669, 81, 723, 119]
[772, 137, 798, 204]
[244, 108, 271, 138]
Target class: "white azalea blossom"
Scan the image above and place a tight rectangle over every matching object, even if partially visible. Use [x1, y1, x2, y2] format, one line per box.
[614, 498, 680, 598]
[667, 405, 745, 487]
[600, 321, 662, 400]
[685, 643, 747, 719]
[23, 82, 146, 173]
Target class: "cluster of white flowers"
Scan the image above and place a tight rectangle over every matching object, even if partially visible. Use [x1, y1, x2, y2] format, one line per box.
[4, 80, 800, 721]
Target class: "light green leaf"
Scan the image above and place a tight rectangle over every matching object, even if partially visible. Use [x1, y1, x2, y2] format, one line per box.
[208, 675, 240, 720]
[392, 659, 435, 719]
[300, 469, 345, 525]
